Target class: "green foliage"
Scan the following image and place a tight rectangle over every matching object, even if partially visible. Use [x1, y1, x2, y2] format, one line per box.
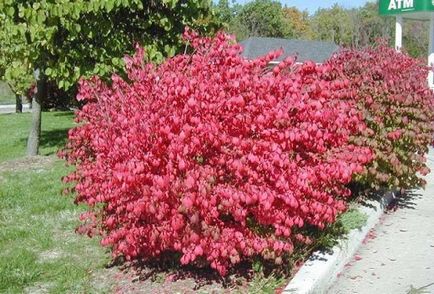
[214, 0, 233, 25]
[403, 20, 429, 58]
[337, 208, 368, 232]
[283, 7, 313, 40]
[310, 4, 353, 45]
[231, 0, 291, 40]
[214, 2, 312, 41]
[0, 0, 220, 94]
[308, 2, 426, 56]
[0, 10, 34, 94]
[353, 2, 395, 48]
[0, 81, 15, 104]
[248, 266, 285, 294]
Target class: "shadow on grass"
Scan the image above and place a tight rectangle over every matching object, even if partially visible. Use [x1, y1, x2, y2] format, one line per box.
[52, 111, 74, 117]
[40, 128, 70, 155]
[19, 128, 70, 156]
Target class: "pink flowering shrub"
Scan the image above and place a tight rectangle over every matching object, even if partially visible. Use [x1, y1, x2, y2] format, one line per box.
[327, 43, 434, 189]
[60, 30, 371, 275]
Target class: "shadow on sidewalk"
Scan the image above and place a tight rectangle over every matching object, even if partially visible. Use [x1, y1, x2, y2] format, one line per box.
[387, 189, 422, 211]
[355, 188, 422, 211]
[406, 281, 434, 294]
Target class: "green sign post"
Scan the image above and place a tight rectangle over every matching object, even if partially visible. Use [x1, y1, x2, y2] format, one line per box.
[379, 0, 434, 88]
[379, 0, 434, 15]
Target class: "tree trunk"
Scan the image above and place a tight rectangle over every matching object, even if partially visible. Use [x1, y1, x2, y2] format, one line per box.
[15, 94, 22, 113]
[26, 75, 46, 156]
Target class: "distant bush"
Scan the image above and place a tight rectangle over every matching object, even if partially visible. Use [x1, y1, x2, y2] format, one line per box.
[327, 43, 434, 189]
[26, 81, 76, 110]
[60, 30, 371, 275]
[42, 81, 76, 110]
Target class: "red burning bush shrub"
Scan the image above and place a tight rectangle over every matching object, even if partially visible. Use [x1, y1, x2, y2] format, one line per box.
[60, 30, 371, 275]
[327, 43, 434, 189]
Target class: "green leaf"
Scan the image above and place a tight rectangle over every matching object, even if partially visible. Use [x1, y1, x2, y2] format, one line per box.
[74, 24, 81, 33]
[37, 11, 46, 24]
[162, 0, 178, 9]
[6, 6, 14, 17]
[105, 0, 115, 12]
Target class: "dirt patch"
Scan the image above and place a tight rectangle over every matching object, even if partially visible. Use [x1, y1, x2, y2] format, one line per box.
[90, 258, 262, 294]
[24, 282, 54, 294]
[38, 249, 64, 262]
[91, 266, 232, 294]
[0, 156, 57, 174]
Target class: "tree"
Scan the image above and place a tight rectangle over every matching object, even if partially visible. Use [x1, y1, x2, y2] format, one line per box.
[0, 0, 219, 156]
[403, 19, 428, 58]
[354, 2, 394, 48]
[0, 13, 34, 113]
[310, 4, 353, 46]
[233, 0, 290, 40]
[282, 7, 313, 40]
[214, 0, 233, 25]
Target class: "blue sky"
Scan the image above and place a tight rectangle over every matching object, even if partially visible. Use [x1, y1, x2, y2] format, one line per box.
[231, 0, 375, 14]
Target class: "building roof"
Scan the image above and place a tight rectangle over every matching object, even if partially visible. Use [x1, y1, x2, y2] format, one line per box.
[239, 37, 340, 63]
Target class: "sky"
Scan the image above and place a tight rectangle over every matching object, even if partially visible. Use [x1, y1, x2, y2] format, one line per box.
[232, 0, 376, 14]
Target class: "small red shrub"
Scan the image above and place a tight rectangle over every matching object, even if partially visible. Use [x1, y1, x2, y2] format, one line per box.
[327, 43, 434, 189]
[60, 30, 371, 275]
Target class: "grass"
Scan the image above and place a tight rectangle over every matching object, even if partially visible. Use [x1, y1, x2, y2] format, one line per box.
[0, 111, 75, 162]
[338, 207, 368, 232]
[0, 161, 110, 293]
[0, 111, 110, 293]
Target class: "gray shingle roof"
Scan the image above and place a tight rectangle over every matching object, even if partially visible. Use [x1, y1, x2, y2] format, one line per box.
[239, 37, 340, 63]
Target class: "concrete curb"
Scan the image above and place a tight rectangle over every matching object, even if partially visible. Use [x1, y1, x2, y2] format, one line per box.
[283, 191, 397, 294]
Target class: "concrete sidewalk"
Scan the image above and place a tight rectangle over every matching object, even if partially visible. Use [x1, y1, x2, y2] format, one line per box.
[328, 148, 434, 294]
[0, 104, 31, 114]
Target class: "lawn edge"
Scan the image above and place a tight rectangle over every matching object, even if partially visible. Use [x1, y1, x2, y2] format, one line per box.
[283, 190, 396, 294]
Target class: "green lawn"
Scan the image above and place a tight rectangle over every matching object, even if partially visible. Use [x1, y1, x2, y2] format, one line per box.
[0, 111, 75, 162]
[0, 162, 111, 293]
[0, 111, 111, 293]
